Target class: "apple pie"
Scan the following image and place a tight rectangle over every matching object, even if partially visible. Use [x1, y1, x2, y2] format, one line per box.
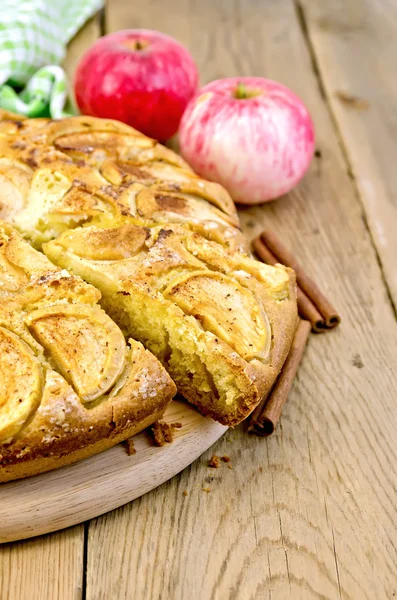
[0, 110, 297, 478]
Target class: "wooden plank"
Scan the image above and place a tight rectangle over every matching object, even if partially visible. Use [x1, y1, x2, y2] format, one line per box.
[0, 528, 84, 600]
[82, 0, 397, 598]
[0, 17, 102, 600]
[297, 0, 397, 309]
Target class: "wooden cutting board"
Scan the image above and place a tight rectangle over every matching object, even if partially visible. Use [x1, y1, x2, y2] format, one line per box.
[0, 399, 226, 543]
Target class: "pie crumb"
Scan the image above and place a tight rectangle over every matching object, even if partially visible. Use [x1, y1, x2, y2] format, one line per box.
[208, 455, 221, 468]
[182, 490, 188, 497]
[221, 454, 231, 463]
[202, 487, 211, 493]
[122, 439, 136, 456]
[150, 421, 183, 446]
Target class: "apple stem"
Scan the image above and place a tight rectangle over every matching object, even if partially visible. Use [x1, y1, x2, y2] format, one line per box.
[234, 83, 263, 100]
[235, 83, 248, 99]
[123, 39, 149, 51]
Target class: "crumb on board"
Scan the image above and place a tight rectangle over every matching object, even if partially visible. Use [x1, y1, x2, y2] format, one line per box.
[227, 464, 233, 469]
[202, 487, 211, 493]
[149, 420, 183, 446]
[183, 490, 188, 497]
[122, 439, 136, 456]
[208, 455, 221, 468]
[208, 455, 233, 469]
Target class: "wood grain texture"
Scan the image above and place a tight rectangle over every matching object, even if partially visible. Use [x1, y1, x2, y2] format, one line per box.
[0, 528, 84, 600]
[0, 401, 225, 543]
[83, 1, 397, 598]
[297, 0, 397, 309]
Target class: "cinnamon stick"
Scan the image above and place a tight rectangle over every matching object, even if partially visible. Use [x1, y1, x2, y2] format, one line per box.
[260, 230, 340, 329]
[248, 319, 311, 436]
[252, 237, 327, 332]
[296, 288, 326, 333]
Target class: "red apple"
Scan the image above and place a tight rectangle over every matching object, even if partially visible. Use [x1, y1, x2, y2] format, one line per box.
[179, 77, 315, 203]
[74, 29, 199, 142]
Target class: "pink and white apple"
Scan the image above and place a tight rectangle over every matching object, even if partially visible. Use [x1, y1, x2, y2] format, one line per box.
[179, 77, 315, 204]
[74, 29, 198, 142]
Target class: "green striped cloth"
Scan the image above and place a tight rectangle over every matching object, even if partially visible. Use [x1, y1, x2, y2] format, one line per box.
[0, 0, 103, 118]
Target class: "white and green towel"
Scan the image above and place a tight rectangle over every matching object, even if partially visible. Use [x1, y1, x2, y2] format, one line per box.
[0, 0, 103, 118]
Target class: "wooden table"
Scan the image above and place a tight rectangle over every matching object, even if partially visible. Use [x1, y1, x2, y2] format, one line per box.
[1, 1, 397, 598]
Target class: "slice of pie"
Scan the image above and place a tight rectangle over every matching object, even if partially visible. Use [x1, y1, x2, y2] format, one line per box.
[0, 222, 175, 482]
[44, 223, 296, 425]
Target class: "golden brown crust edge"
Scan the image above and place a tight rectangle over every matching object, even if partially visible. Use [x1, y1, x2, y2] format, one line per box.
[0, 408, 165, 483]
